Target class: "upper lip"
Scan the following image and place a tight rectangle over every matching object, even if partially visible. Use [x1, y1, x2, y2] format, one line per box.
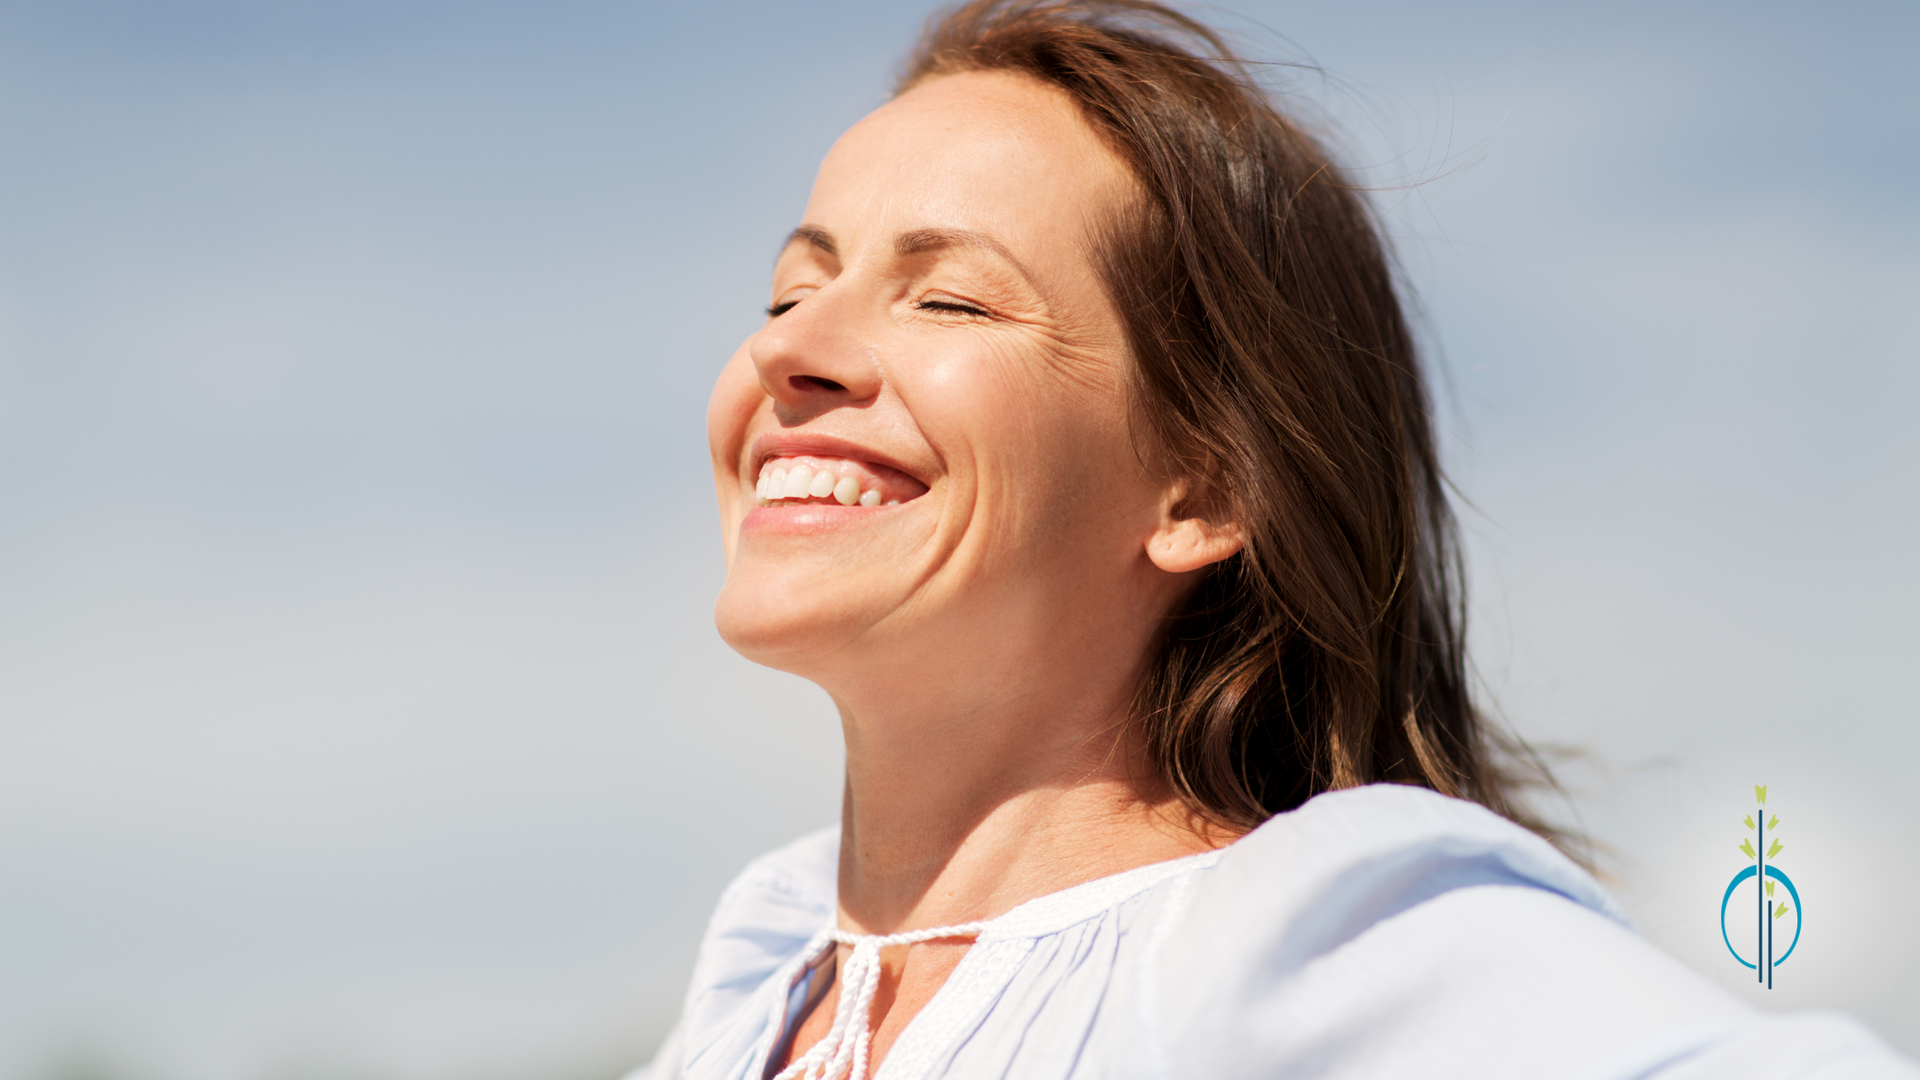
[749, 432, 926, 485]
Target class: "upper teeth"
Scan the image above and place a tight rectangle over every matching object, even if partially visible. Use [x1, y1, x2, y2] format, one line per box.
[755, 460, 894, 508]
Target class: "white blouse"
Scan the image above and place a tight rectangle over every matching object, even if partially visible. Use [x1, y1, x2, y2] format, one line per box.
[632, 785, 1914, 1080]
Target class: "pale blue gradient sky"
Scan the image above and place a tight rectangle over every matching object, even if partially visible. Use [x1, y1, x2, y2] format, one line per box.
[1, 3, 1915, 1079]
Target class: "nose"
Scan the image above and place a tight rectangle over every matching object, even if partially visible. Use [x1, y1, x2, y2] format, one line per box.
[748, 287, 882, 421]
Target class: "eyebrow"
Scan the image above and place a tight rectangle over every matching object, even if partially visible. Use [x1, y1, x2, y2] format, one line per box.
[893, 226, 1018, 267]
[777, 225, 1034, 283]
[782, 225, 837, 259]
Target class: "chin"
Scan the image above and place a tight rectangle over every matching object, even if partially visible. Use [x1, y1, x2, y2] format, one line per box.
[713, 565, 865, 675]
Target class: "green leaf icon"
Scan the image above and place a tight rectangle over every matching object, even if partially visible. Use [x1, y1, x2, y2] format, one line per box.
[1756, 785, 1768, 805]
[1766, 880, 1776, 897]
[1767, 839, 1784, 859]
[1768, 814, 1779, 831]
[1774, 902, 1790, 920]
[1744, 814, 1755, 830]
[1740, 839, 1757, 860]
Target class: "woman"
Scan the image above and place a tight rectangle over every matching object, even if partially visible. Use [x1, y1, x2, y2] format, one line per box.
[640, 2, 1914, 1078]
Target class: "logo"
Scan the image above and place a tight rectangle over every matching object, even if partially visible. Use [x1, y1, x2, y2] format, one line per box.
[1719, 785, 1801, 988]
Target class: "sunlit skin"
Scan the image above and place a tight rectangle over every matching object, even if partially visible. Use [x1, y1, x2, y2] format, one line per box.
[706, 70, 1246, 1072]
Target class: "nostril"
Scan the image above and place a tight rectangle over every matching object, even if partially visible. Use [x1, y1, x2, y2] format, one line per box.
[790, 375, 847, 393]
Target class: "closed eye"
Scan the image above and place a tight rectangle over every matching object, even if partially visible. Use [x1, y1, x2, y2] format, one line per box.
[915, 298, 990, 317]
[766, 299, 800, 317]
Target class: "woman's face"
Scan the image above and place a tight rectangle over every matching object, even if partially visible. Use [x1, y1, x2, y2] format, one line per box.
[709, 71, 1208, 700]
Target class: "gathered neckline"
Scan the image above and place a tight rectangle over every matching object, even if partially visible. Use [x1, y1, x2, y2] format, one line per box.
[766, 846, 1221, 1080]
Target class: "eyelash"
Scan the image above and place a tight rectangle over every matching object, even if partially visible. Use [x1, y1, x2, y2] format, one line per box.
[763, 297, 991, 319]
[916, 298, 989, 317]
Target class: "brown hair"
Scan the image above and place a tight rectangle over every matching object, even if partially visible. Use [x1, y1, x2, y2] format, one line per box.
[902, 0, 1555, 834]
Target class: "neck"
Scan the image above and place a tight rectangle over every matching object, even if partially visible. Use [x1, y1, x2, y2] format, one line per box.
[828, 671, 1230, 934]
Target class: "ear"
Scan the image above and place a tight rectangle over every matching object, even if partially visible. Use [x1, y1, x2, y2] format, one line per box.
[1146, 480, 1245, 574]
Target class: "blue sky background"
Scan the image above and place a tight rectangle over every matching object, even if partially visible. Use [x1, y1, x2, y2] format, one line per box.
[1, 2, 1914, 1078]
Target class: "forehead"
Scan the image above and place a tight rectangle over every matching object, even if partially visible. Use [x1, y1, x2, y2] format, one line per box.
[803, 70, 1135, 257]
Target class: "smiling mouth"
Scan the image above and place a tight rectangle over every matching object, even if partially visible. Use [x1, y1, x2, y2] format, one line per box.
[753, 455, 927, 509]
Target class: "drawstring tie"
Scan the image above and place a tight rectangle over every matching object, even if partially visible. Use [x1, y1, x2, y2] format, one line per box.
[772, 922, 987, 1080]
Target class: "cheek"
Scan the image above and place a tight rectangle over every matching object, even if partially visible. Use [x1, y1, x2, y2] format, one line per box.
[707, 345, 762, 474]
[917, 339, 1146, 533]
[708, 345, 763, 566]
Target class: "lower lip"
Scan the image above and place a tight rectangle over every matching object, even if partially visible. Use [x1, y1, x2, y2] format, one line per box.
[740, 501, 902, 535]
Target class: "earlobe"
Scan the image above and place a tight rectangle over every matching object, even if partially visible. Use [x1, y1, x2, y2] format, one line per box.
[1146, 483, 1245, 574]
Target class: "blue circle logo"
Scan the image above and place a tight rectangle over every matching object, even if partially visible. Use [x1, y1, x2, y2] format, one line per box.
[1724, 785, 1798, 987]
[1719, 864, 1801, 969]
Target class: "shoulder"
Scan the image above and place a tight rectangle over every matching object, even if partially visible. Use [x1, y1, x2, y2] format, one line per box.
[1196, 781, 1628, 939]
[1149, 783, 1636, 999]
[677, 825, 838, 1040]
[1137, 785, 1761, 1079]
[707, 824, 839, 930]
[632, 827, 837, 1080]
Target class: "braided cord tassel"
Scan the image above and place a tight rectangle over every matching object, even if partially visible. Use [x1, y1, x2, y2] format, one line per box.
[770, 923, 986, 1080]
